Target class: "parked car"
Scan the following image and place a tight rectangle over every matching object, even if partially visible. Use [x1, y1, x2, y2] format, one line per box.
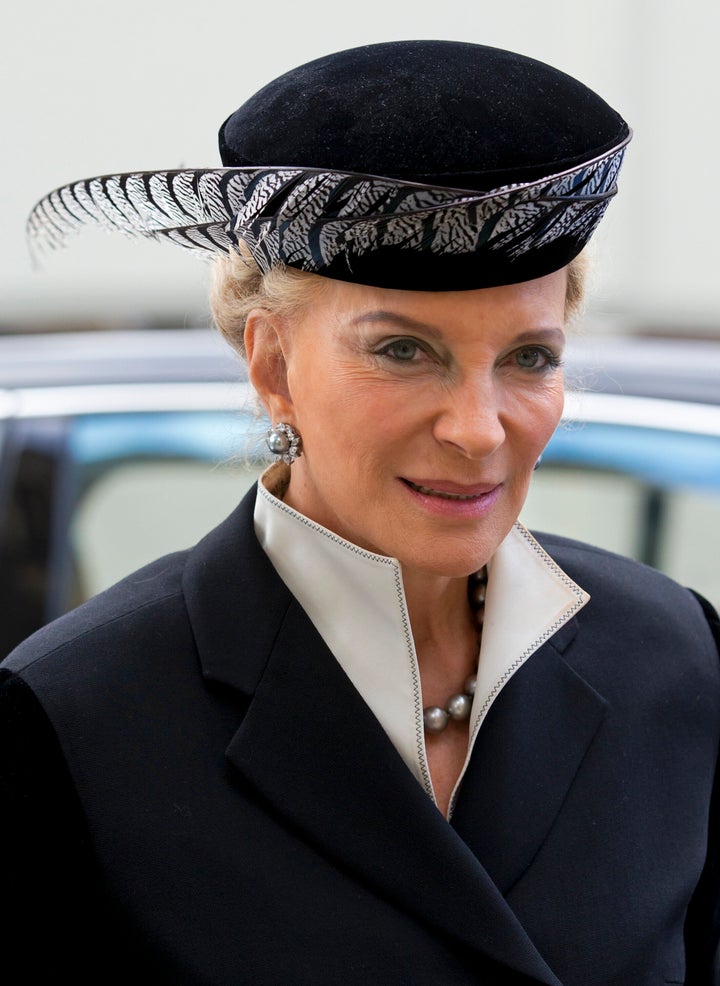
[1, 328, 718, 657]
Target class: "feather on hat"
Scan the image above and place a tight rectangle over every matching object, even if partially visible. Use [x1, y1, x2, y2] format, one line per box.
[28, 41, 630, 291]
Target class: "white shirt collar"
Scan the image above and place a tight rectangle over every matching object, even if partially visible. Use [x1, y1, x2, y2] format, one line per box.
[254, 462, 589, 809]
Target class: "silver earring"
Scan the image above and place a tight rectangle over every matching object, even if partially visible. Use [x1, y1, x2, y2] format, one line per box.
[534, 454, 543, 471]
[265, 422, 302, 464]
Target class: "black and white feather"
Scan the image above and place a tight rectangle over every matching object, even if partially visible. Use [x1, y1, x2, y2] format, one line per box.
[27, 140, 628, 273]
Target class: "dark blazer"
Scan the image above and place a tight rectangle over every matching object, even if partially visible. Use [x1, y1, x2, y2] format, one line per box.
[2, 486, 719, 986]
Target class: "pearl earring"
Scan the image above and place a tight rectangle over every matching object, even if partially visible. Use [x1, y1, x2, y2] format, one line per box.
[265, 422, 303, 464]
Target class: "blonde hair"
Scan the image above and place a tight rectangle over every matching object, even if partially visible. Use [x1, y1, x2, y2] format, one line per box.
[211, 246, 589, 358]
[211, 248, 329, 359]
[564, 250, 589, 324]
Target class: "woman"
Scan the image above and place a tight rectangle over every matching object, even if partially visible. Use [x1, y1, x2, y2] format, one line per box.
[3, 40, 719, 986]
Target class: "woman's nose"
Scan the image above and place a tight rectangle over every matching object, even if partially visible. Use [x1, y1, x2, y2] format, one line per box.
[432, 376, 506, 459]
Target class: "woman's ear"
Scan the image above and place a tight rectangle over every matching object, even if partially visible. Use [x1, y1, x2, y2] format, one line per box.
[245, 309, 294, 422]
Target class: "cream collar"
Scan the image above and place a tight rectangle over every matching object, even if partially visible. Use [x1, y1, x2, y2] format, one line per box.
[254, 462, 589, 810]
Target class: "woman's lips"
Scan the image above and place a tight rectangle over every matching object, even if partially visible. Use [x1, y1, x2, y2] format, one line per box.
[402, 478, 499, 500]
[400, 478, 502, 516]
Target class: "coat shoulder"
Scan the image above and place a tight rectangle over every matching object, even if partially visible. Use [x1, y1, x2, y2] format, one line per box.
[534, 530, 720, 672]
[535, 530, 708, 605]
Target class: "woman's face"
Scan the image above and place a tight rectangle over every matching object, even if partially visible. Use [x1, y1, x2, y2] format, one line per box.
[251, 270, 567, 578]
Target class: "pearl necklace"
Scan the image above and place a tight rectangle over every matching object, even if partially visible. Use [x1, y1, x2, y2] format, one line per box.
[422, 567, 487, 735]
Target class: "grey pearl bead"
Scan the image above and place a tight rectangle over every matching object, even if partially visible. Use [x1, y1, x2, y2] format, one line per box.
[423, 706, 449, 733]
[447, 693, 472, 721]
[266, 429, 290, 454]
[469, 581, 486, 608]
[464, 673, 477, 696]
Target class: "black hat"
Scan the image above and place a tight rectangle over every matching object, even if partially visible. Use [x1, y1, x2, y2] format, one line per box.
[29, 40, 630, 291]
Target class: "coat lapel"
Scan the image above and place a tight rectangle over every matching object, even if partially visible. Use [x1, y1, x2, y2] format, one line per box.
[451, 619, 608, 896]
[226, 599, 563, 986]
[183, 489, 562, 986]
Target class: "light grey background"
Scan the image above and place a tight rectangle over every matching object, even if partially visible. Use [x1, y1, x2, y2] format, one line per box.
[3, 0, 717, 334]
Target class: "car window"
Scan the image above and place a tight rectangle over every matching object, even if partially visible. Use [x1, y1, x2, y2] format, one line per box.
[659, 488, 720, 605]
[0, 415, 77, 655]
[65, 410, 266, 608]
[521, 468, 641, 558]
[521, 415, 720, 611]
[71, 458, 262, 598]
[56, 413, 720, 615]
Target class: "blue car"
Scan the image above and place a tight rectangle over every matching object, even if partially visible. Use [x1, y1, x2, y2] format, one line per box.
[1, 329, 718, 656]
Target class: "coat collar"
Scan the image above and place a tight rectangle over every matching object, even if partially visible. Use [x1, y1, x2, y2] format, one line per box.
[182, 485, 606, 985]
[254, 461, 590, 811]
[182, 487, 290, 694]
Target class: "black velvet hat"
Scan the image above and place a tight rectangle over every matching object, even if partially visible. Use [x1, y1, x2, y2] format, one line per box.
[28, 40, 630, 291]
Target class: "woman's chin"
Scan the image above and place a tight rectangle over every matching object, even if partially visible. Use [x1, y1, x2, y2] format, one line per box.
[394, 528, 507, 580]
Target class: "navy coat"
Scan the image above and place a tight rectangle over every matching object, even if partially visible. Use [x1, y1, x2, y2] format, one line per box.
[2, 486, 719, 985]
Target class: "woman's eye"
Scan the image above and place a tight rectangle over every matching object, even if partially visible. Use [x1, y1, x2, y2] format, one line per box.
[378, 339, 421, 362]
[514, 347, 561, 371]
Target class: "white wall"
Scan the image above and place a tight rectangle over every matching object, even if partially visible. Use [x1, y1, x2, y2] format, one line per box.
[2, 0, 717, 334]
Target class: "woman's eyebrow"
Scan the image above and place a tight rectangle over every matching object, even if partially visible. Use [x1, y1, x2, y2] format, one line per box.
[513, 327, 566, 345]
[350, 311, 443, 339]
[350, 312, 565, 345]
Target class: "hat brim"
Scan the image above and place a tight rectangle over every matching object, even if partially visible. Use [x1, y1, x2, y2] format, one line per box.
[28, 133, 630, 291]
